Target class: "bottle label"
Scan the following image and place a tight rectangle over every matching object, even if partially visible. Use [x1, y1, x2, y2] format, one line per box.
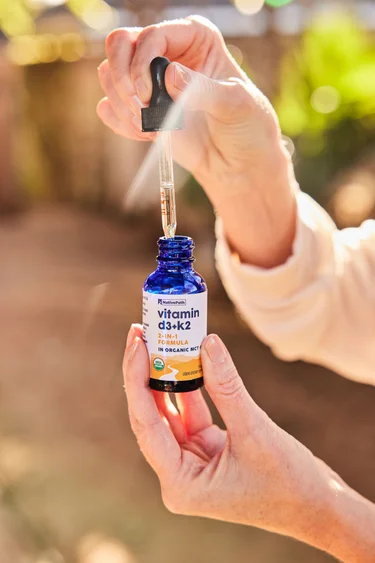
[142, 291, 207, 382]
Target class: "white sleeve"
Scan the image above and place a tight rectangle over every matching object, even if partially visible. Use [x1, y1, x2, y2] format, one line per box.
[215, 192, 375, 385]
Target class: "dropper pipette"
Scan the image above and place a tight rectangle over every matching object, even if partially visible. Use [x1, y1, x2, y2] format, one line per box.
[158, 131, 176, 238]
[141, 56, 184, 239]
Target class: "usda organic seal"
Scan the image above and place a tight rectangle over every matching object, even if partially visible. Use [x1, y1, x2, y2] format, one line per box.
[153, 357, 165, 371]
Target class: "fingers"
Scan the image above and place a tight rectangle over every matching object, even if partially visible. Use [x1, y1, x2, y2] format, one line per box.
[106, 17, 224, 106]
[175, 390, 212, 436]
[127, 323, 142, 345]
[125, 326, 211, 440]
[97, 97, 150, 141]
[129, 18, 219, 103]
[201, 335, 255, 441]
[98, 59, 140, 122]
[106, 27, 142, 105]
[164, 63, 252, 122]
[123, 330, 181, 475]
[96, 98, 133, 137]
[102, 19, 247, 138]
[192, 425, 226, 458]
[97, 61, 153, 142]
[153, 391, 187, 444]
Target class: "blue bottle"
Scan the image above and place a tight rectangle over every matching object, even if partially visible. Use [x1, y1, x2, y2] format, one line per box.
[143, 236, 207, 393]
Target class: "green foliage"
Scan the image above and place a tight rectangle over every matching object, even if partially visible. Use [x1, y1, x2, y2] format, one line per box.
[276, 12, 375, 200]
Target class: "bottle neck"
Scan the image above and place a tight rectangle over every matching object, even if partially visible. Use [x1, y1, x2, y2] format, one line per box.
[156, 236, 195, 272]
[157, 259, 193, 272]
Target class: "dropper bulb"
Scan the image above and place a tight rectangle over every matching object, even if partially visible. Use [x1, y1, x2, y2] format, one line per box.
[141, 56, 184, 132]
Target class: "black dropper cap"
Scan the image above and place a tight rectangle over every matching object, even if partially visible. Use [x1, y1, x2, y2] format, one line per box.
[141, 56, 184, 132]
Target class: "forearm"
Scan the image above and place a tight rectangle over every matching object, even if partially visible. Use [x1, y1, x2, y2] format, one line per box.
[320, 468, 375, 562]
[280, 458, 375, 562]
[199, 143, 297, 269]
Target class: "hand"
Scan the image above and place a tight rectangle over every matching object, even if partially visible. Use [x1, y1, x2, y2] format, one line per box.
[123, 324, 337, 549]
[97, 17, 297, 268]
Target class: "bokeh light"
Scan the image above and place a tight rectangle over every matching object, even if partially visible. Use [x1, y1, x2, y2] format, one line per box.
[80, 1, 118, 32]
[232, 0, 265, 16]
[6, 35, 39, 65]
[60, 32, 86, 62]
[77, 534, 136, 563]
[333, 179, 375, 227]
[6, 33, 86, 65]
[265, 0, 295, 7]
[36, 34, 61, 63]
[310, 86, 341, 114]
[227, 44, 244, 66]
[1, 2, 35, 36]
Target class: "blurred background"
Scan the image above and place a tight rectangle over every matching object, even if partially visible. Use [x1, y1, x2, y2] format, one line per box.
[0, 0, 375, 562]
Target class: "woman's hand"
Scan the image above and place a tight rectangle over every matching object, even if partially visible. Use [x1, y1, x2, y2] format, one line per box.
[124, 325, 335, 547]
[97, 17, 297, 268]
[123, 324, 375, 562]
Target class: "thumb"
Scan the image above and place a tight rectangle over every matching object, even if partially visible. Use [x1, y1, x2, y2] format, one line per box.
[165, 63, 249, 121]
[201, 334, 254, 440]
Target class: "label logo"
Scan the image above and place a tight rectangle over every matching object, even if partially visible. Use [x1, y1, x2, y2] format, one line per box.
[153, 357, 165, 371]
[158, 298, 186, 306]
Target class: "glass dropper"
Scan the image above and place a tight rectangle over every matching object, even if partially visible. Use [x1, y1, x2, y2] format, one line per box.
[158, 131, 177, 238]
[140, 56, 183, 239]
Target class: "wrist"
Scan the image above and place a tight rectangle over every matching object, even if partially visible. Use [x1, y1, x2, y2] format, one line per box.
[269, 452, 339, 551]
[320, 469, 375, 562]
[291, 458, 375, 562]
[199, 145, 298, 269]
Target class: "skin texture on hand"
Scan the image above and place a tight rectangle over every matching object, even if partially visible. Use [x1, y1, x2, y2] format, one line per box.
[97, 16, 297, 268]
[123, 325, 375, 562]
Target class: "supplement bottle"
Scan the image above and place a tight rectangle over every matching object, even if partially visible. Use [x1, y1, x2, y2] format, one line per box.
[143, 236, 207, 393]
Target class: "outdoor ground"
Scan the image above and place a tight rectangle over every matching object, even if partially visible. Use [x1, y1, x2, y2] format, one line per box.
[1, 204, 375, 562]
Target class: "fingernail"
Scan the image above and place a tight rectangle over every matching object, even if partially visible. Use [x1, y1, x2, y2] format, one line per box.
[128, 338, 139, 363]
[132, 113, 142, 130]
[174, 64, 190, 90]
[126, 324, 136, 348]
[205, 335, 227, 364]
[135, 76, 148, 102]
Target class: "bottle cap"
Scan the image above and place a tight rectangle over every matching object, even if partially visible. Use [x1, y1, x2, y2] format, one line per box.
[141, 56, 184, 132]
